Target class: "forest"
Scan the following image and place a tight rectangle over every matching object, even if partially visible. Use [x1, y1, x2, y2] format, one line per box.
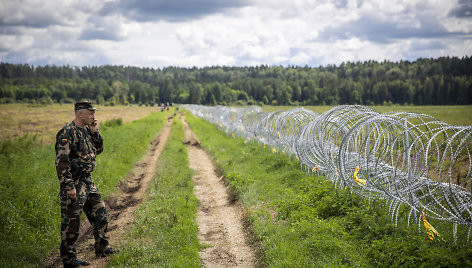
[0, 56, 471, 106]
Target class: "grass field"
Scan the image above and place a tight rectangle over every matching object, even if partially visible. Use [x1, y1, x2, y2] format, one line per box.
[0, 111, 168, 267]
[261, 105, 472, 126]
[185, 111, 472, 267]
[0, 103, 162, 143]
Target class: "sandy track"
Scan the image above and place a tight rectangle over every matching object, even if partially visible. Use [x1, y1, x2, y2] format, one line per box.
[43, 115, 174, 268]
[182, 117, 255, 268]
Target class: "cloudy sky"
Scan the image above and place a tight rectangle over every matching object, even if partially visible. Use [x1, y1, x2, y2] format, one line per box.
[1, 0, 471, 68]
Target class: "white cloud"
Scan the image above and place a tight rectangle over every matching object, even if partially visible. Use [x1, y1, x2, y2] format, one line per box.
[0, 0, 470, 67]
[0, 34, 35, 52]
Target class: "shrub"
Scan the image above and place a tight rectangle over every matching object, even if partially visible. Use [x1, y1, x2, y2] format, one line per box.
[60, 97, 75, 104]
[0, 97, 15, 104]
[100, 118, 123, 130]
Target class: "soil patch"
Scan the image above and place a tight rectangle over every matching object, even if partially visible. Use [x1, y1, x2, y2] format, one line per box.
[42, 116, 174, 268]
[182, 117, 255, 268]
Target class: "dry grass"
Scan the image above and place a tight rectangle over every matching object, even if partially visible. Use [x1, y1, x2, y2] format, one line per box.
[0, 103, 167, 144]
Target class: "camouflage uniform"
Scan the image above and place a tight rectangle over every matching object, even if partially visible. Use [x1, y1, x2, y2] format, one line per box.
[55, 120, 109, 263]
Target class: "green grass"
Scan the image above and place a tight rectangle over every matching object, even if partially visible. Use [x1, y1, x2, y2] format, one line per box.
[260, 105, 472, 126]
[185, 111, 472, 267]
[109, 117, 202, 267]
[0, 112, 167, 267]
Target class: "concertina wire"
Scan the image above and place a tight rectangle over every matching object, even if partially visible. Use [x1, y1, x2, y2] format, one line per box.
[184, 104, 472, 243]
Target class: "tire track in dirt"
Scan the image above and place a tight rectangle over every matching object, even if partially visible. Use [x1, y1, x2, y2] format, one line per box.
[43, 115, 174, 268]
[181, 116, 255, 268]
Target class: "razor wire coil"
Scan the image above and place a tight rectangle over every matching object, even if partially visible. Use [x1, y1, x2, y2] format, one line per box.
[184, 104, 472, 243]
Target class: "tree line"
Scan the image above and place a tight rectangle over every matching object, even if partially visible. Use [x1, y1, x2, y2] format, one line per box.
[0, 56, 471, 106]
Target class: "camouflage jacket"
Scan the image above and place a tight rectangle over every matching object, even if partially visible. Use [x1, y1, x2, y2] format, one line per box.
[55, 120, 103, 191]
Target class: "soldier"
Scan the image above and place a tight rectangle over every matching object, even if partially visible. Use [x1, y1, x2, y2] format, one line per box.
[55, 101, 118, 268]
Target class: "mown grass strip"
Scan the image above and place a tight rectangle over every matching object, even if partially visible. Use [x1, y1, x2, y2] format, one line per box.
[0, 112, 167, 268]
[185, 111, 472, 267]
[110, 117, 202, 267]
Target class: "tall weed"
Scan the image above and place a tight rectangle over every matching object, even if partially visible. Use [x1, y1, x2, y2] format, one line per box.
[100, 118, 123, 130]
[0, 133, 41, 155]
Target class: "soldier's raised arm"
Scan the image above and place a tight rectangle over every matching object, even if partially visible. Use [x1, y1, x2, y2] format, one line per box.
[91, 130, 104, 155]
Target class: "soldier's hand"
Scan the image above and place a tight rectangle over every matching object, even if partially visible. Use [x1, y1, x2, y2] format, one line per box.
[67, 188, 77, 199]
[90, 119, 99, 133]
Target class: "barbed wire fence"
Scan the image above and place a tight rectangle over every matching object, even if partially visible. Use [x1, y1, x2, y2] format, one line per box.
[184, 104, 472, 243]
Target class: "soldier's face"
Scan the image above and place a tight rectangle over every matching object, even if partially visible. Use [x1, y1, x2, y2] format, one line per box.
[78, 109, 95, 126]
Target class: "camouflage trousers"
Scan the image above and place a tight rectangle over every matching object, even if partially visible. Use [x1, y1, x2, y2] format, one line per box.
[60, 179, 109, 262]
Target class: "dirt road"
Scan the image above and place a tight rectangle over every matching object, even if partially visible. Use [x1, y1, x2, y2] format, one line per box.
[182, 117, 255, 268]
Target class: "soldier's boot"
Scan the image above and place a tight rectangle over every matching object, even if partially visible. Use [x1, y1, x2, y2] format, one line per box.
[95, 247, 119, 258]
[63, 258, 89, 267]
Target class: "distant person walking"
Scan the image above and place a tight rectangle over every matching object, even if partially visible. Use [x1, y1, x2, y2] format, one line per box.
[55, 101, 118, 268]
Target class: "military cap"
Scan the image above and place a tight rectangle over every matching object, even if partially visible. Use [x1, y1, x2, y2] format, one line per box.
[75, 101, 97, 111]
